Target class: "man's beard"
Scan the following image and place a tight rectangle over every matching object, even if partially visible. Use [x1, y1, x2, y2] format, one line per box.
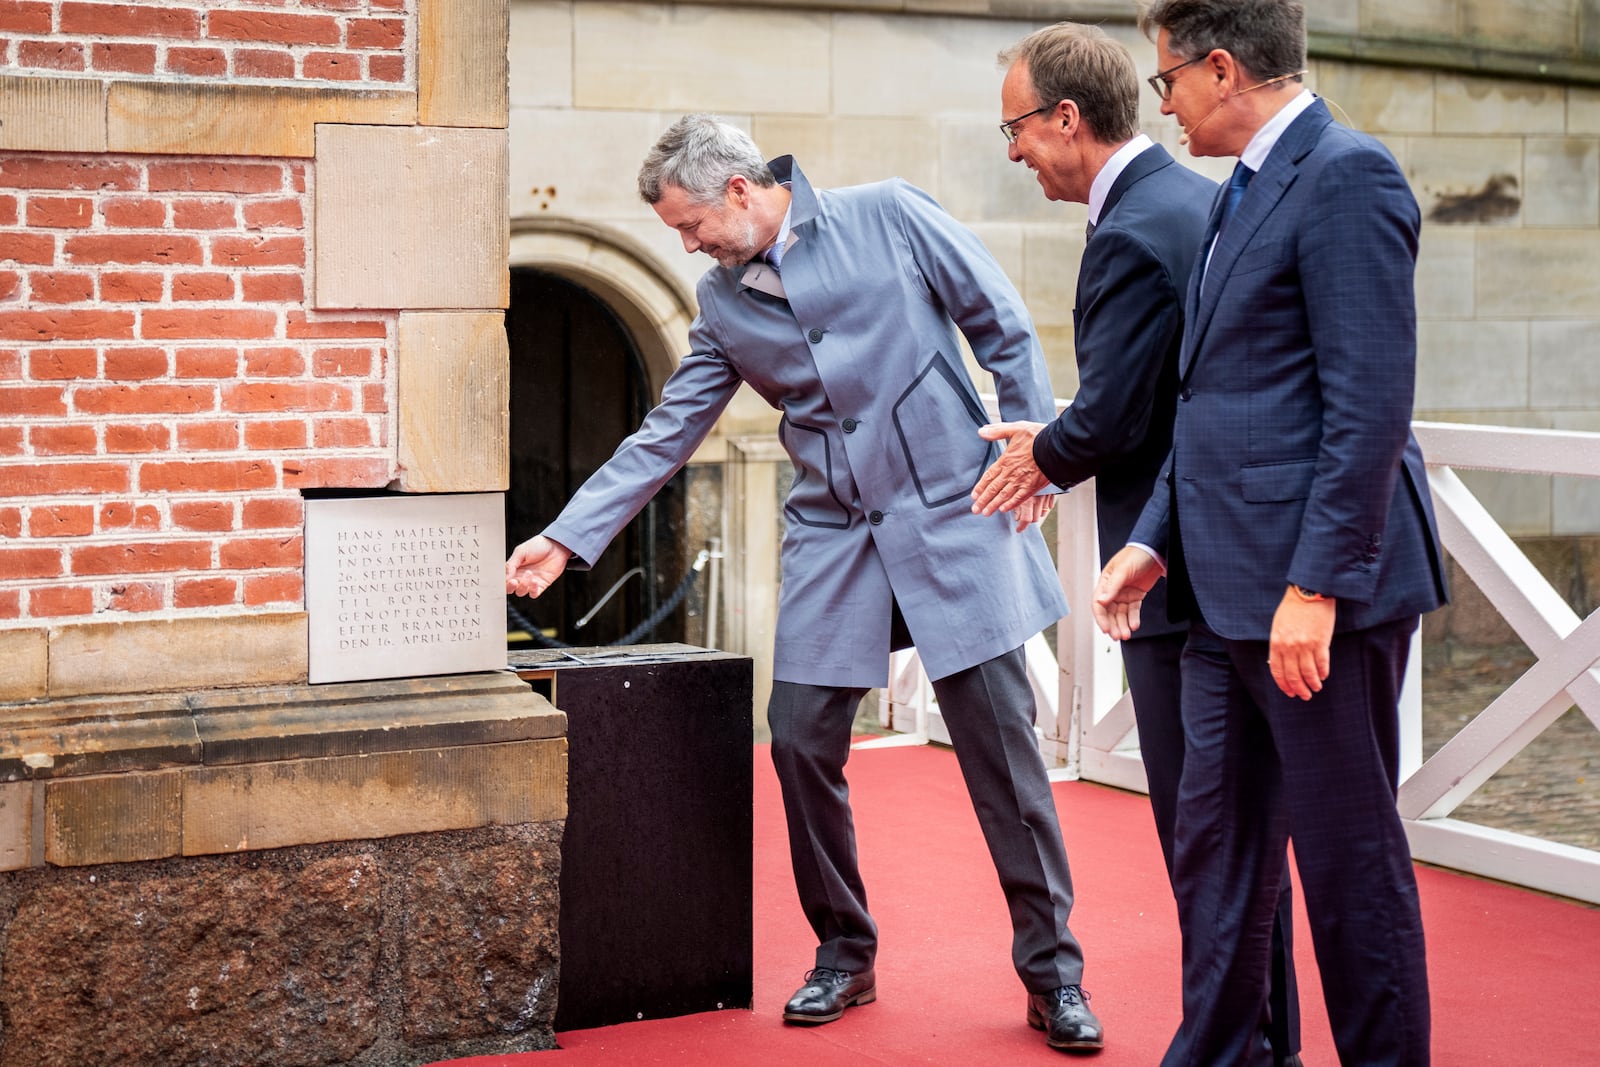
[711, 220, 760, 269]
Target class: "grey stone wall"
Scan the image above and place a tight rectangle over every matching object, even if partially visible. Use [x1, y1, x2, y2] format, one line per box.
[511, 0, 1600, 538]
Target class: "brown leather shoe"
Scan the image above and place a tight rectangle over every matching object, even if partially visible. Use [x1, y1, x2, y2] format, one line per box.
[782, 967, 877, 1024]
[1026, 985, 1104, 1052]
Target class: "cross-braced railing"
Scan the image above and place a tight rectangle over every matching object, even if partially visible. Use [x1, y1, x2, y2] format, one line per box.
[879, 418, 1600, 904]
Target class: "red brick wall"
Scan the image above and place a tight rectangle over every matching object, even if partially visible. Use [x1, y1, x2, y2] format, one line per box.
[0, 1, 411, 86]
[0, 151, 395, 623]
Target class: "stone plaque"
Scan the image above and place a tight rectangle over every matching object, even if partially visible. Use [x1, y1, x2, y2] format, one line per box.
[305, 494, 505, 684]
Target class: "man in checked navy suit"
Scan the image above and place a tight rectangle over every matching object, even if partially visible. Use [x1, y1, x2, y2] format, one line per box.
[972, 21, 1301, 1064]
[1092, 2, 1449, 1064]
[507, 114, 1104, 1051]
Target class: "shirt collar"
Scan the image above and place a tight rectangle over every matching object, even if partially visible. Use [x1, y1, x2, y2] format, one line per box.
[1087, 134, 1153, 226]
[1238, 88, 1314, 172]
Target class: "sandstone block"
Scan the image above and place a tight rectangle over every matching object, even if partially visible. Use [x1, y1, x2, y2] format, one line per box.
[1531, 322, 1600, 409]
[182, 738, 567, 856]
[315, 124, 509, 310]
[1461, 0, 1578, 54]
[1405, 136, 1524, 227]
[396, 312, 510, 492]
[1415, 227, 1476, 319]
[509, 0, 574, 109]
[1434, 73, 1566, 136]
[1021, 224, 1084, 330]
[48, 614, 307, 698]
[1477, 231, 1600, 318]
[509, 107, 677, 221]
[1523, 138, 1600, 228]
[749, 116, 940, 192]
[420, 0, 510, 128]
[0, 75, 106, 153]
[1416, 320, 1529, 411]
[1310, 62, 1435, 134]
[0, 628, 47, 703]
[108, 83, 414, 157]
[573, 4, 828, 114]
[1360, 0, 1462, 38]
[1570, 88, 1600, 135]
[44, 770, 182, 866]
[0, 783, 33, 872]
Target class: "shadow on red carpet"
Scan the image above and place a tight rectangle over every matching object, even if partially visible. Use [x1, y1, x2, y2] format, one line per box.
[443, 743, 1600, 1065]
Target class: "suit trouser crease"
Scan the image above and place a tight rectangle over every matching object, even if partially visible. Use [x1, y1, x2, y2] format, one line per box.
[1162, 619, 1430, 1067]
[1123, 632, 1301, 1062]
[767, 646, 1084, 991]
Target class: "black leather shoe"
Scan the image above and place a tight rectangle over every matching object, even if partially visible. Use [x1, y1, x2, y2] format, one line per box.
[782, 966, 876, 1024]
[1026, 985, 1104, 1052]
[1279, 1057, 1304, 1067]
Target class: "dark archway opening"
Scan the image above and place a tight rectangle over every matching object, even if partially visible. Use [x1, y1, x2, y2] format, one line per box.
[505, 267, 688, 646]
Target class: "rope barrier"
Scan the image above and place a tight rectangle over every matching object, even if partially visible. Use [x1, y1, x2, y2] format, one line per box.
[507, 548, 710, 649]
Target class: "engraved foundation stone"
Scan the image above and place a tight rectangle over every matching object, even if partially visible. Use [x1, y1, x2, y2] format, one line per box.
[305, 494, 506, 684]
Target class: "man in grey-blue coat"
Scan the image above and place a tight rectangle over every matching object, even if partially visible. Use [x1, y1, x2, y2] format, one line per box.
[506, 114, 1103, 1051]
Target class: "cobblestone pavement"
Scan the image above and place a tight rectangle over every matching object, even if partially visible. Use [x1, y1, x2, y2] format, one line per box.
[1423, 646, 1600, 852]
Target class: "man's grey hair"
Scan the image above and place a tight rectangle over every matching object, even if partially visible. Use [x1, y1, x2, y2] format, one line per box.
[637, 113, 777, 206]
[1139, 0, 1305, 85]
[998, 23, 1140, 145]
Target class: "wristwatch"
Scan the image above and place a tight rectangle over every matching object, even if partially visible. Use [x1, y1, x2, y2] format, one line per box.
[1290, 584, 1327, 602]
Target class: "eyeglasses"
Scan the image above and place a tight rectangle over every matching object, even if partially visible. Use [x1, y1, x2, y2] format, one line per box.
[999, 105, 1050, 145]
[1147, 54, 1205, 101]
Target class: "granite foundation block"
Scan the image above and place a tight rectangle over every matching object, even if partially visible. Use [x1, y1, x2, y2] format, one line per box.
[0, 824, 561, 1067]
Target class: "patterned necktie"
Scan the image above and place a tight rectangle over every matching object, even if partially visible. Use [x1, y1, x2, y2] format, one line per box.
[764, 240, 784, 273]
[1219, 161, 1254, 233]
[1085, 218, 1096, 242]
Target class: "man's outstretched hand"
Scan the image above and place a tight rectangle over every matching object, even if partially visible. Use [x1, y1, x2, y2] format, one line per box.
[506, 535, 572, 598]
[972, 421, 1052, 519]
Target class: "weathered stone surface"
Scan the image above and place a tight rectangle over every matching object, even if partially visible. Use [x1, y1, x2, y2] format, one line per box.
[45, 770, 182, 866]
[0, 74, 105, 152]
[396, 312, 510, 492]
[182, 738, 567, 856]
[48, 614, 308, 698]
[0, 852, 384, 1067]
[1523, 138, 1600, 228]
[419, 0, 510, 128]
[107, 82, 414, 157]
[573, 3, 829, 113]
[0, 825, 562, 1066]
[314, 124, 510, 311]
[509, 0, 573, 109]
[0, 628, 47, 703]
[397, 831, 561, 1043]
[0, 783, 33, 872]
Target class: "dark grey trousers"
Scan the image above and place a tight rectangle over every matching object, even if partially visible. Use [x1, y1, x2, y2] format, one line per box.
[767, 644, 1086, 992]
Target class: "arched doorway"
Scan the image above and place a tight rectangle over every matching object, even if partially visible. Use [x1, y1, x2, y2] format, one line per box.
[505, 266, 688, 646]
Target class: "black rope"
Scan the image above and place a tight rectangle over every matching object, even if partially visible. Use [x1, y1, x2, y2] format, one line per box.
[507, 553, 705, 648]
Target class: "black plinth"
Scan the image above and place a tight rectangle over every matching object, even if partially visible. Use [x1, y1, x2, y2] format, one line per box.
[510, 644, 754, 1032]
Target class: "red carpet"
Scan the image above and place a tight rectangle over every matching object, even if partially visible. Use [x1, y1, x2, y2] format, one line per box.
[446, 744, 1600, 1065]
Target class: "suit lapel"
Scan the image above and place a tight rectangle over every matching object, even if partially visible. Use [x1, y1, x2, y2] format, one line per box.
[1100, 143, 1175, 222]
[1181, 99, 1334, 380]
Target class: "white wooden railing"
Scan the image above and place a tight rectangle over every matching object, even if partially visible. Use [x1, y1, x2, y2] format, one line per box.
[874, 420, 1600, 905]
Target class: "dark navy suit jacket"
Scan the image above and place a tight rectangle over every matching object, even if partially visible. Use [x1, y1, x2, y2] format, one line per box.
[1131, 99, 1448, 639]
[1032, 143, 1215, 640]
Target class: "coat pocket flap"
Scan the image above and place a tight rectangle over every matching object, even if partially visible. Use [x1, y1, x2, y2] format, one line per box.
[1240, 458, 1316, 502]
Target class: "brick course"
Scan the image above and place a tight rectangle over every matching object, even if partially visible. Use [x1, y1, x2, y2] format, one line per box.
[1, 150, 394, 624]
[2, 1, 413, 87]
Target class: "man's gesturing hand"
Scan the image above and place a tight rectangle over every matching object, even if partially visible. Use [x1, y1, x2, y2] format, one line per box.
[506, 535, 572, 598]
[972, 421, 1051, 517]
[1091, 545, 1164, 641]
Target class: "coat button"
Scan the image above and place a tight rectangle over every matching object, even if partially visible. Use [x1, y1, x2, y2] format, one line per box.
[808, 328, 824, 343]
[1179, 387, 1192, 401]
[842, 418, 857, 433]
[868, 510, 884, 525]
